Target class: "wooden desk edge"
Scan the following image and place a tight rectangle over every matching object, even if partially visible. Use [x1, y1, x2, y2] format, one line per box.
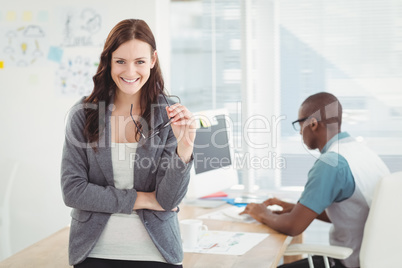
[272, 236, 293, 268]
[0, 226, 71, 268]
[0, 205, 294, 268]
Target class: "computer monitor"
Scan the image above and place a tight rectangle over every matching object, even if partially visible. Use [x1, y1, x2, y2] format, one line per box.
[185, 110, 238, 199]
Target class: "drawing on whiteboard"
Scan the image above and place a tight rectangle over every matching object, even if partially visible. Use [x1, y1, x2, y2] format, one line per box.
[1, 25, 46, 66]
[55, 53, 99, 96]
[61, 8, 102, 47]
[23, 25, 45, 37]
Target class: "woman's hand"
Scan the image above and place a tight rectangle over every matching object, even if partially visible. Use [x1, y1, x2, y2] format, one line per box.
[133, 191, 178, 211]
[166, 104, 196, 163]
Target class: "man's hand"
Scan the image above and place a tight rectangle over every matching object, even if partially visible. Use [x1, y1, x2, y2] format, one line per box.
[239, 197, 296, 224]
[239, 203, 273, 224]
[263, 197, 295, 214]
[240, 198, 318, 236]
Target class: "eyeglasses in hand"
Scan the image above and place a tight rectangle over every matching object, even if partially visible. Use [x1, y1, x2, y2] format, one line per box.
[130, 94, 181, 140]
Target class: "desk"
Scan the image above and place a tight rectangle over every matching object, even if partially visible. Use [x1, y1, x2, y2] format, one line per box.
[0, 204, 291, 268]
[180, 204, 291, 267]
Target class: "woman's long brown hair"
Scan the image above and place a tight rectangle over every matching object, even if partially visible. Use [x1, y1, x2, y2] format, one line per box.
[84, 19, 164, 148]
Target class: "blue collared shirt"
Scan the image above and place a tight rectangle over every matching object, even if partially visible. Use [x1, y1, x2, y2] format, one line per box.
[299, 132, 356, 214]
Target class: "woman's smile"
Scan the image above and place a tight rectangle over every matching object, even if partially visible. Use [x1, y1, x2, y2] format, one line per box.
[111, 39, 157, 97]
[121, 77, 140, 84]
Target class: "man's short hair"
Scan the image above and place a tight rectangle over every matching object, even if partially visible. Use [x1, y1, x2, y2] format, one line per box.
[301, 92, 343, 128]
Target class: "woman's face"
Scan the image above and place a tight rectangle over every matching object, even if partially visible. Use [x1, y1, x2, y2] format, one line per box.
[111, 39, 156, 97]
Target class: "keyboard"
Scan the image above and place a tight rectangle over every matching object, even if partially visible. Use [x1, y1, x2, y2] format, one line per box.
[222, 206, 255, 223]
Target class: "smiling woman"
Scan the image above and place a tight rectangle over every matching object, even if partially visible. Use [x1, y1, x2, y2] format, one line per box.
[84, 19, 165, 145]
[111, 39, 157, 98]
[61, 19, 196, 268]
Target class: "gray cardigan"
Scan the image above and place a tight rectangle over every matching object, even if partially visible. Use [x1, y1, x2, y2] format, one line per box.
[61, 95, 193, 265]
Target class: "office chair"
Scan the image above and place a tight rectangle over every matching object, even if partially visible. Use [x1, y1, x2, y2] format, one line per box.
[283, 171, 402, 268]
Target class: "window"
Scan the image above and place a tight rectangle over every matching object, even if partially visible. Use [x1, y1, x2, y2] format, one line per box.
[170, 0, 245, 185]
[170, 0, 402, 192]
[279, 0, 402, 187]
[170, 0, 242, 112]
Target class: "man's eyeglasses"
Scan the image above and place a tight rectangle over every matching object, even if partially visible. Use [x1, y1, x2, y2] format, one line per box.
[130, 94, 180, 140]
[291, 117, 309, 132]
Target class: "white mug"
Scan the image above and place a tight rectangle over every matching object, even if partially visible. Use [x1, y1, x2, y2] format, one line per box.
[179, 219, 208, 249]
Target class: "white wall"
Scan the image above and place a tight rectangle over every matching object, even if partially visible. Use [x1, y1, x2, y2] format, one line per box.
[0, 0, 170, 260]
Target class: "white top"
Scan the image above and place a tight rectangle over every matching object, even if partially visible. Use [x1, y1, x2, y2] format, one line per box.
[88, 142, 166, 263]
[326, 137, 390, 267]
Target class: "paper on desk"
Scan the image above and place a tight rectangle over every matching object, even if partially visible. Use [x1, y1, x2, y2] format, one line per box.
[198, 205, 256, 223]
[183, 231, 269, 255]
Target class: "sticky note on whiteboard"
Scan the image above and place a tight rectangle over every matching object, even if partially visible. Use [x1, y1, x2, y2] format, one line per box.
[23, 11, 33, 22]
[0, 61, 4, 69]
[37, 10, 49, 22]
[6, 11, 16, 21]
[47, 46, 63, 63]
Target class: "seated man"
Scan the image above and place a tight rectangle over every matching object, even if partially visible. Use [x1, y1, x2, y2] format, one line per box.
[241, 92, 390, 268]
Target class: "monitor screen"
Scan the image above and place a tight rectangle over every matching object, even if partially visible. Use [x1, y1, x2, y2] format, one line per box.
[193, 115, 232, 174]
